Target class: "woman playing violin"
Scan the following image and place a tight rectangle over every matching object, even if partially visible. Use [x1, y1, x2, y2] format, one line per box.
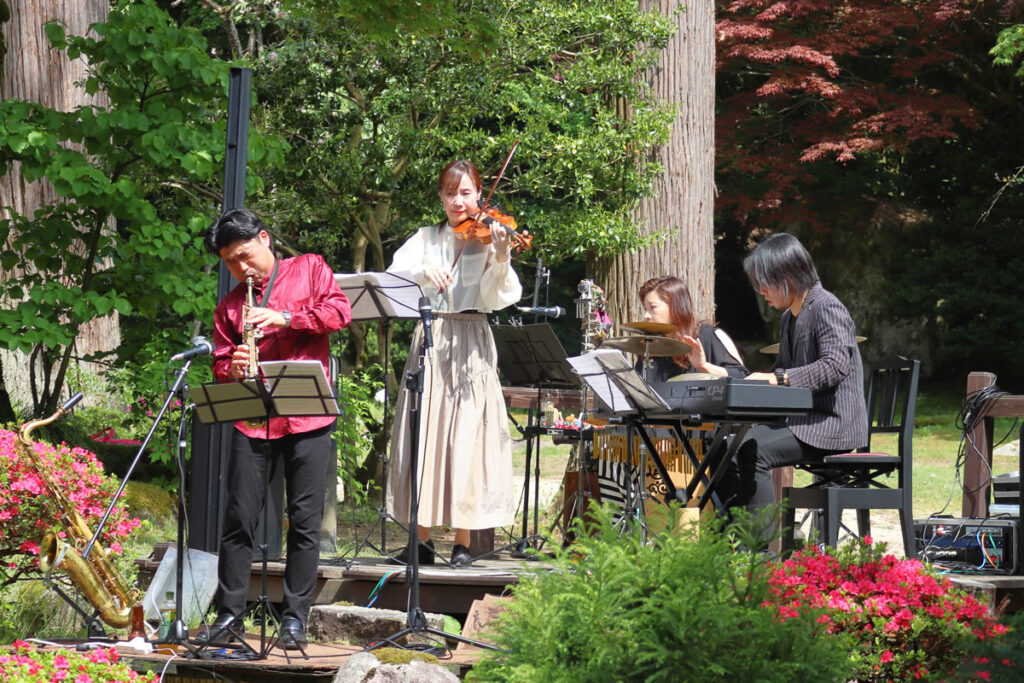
[385, 160, 522, 568]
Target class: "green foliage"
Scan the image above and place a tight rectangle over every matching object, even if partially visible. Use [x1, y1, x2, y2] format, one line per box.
[229, 0, 675, 270]
[467, 505, 851, 683]
[336, 367, 383, 507]
[0, 0, 284, 414]
[992, 23, 1024, 79]
[0, 581, 83, 643]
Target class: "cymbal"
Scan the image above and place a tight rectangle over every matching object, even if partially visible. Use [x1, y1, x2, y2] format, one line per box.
[621, 321, 677, 335]
[667, 372, 719, 382]
[600, 335, 692, 357]
[760, 336, 867, 354]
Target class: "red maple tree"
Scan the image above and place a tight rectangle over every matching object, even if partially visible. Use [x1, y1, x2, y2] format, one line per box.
[715, 0, 1023, 231]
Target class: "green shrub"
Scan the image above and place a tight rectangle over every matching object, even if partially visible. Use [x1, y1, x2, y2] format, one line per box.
[467, 506, 851, 683]
[336, 367, 383, 508]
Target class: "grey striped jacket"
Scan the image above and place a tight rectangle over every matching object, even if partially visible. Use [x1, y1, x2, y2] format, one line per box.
[776, 283, 868, 451]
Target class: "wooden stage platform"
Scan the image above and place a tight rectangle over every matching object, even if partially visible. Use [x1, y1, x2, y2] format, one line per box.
[124, 553, 539, 680]
[137, 551, 539, 621]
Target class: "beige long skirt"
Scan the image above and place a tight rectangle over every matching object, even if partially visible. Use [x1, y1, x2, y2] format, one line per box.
[386, 313, 515, 529]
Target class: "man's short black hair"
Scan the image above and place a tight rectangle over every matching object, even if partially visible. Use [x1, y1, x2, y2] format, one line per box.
[204, 208, 269, 255]
[743, 232, 820, 299]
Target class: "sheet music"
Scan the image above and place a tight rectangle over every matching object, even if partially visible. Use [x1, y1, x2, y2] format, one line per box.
[567, 349, 669, 415]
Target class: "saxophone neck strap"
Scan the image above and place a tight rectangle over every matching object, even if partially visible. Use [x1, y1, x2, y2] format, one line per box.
[256, 260, 281, 307]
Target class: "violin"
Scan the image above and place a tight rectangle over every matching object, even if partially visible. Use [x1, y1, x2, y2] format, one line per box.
[452, 203, 533, 252]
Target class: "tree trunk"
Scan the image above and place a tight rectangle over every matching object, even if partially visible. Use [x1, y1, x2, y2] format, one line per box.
[595, 0, 716, 327]
[0, 0, 118, 414]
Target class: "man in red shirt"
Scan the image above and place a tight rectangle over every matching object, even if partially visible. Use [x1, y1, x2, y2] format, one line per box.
[199, 208, 351, 649]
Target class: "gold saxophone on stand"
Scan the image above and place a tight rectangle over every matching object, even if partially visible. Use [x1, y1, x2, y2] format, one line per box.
[242, 275, 267, 428]
[21, 394, 139, 628]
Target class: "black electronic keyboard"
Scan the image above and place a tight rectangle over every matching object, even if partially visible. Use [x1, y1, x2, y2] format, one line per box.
[648, 377, 812, 420]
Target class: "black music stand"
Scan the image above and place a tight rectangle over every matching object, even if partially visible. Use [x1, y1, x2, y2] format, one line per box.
[333, 271, 422, 560]
[568, 350, 685, 537]
[189, 360, 339, 661]
[489, 324, 578, 556]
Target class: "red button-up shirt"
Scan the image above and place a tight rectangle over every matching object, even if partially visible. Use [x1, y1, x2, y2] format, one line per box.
[212, 253, 352, 439]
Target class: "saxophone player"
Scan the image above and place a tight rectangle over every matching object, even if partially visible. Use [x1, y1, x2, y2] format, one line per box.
[202, 209, 351, 649]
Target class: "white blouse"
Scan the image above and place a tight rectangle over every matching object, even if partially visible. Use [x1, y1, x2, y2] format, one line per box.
[388, 223, 522, 313]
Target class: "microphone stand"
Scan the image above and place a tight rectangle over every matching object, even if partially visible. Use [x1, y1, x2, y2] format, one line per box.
[530, 257, 549, 324]
[81, 354, 200, 647]
[370, 301, 498, 653]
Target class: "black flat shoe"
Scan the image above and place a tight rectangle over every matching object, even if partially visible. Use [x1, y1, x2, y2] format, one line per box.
[387, 539, 435, 565]
[451, 544, 473, 568]
[279, 617, 308, 650]
[194, 613, 239, 644]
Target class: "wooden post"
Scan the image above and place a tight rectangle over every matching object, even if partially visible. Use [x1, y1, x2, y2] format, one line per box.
[962, 372, 997, 518]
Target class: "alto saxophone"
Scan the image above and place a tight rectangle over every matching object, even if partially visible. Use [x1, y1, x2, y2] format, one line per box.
[242, 276, 266, 428]
[21, 393, 139, 628]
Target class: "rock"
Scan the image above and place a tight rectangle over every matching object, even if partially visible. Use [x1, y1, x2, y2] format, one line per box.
[309, 604, 449, 647]
[332, 651, 460, 683]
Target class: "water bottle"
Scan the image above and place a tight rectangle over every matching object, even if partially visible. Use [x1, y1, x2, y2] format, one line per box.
[158, 590, 176, 640]
[540, 394, 556, 427]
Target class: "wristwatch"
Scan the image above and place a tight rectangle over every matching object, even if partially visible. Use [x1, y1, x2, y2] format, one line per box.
[281, 310, 292, 327]
[774, 368, 788, 386]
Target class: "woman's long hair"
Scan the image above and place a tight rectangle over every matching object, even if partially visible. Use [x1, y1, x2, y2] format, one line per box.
[638, 276, 700, 368]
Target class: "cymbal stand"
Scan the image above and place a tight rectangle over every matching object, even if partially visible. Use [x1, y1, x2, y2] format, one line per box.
[548, 281, 607, 545]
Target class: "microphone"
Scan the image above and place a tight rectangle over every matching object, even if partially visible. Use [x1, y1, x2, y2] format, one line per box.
[517, 305, 566, 319]
[418, 296, 434, 349]
[170, 336, 214, 362]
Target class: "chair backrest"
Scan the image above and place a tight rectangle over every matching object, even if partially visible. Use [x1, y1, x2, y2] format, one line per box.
[860, 355, 921, 480]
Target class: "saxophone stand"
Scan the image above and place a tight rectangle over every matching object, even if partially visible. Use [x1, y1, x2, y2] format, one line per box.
[189, 359, 339, 660]
[333, 272, 422, 561]
[368, 303, 499, 654]
[40, 393, 111, 640]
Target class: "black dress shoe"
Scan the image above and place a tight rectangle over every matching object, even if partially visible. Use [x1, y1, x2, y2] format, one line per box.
[451, 544, 473, 568]
[279, 617, 308, 650]
[387, 539, 435, 565]
[194, 613, 238, 644]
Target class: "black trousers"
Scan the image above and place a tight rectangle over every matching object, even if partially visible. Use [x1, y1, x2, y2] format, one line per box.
[729, 423, 838, 513]
[216, 425, 333, 626]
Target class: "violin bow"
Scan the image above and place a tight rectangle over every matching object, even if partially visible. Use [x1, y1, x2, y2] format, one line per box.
[452, 141, 521, 269]
[482, 139, 520, 210]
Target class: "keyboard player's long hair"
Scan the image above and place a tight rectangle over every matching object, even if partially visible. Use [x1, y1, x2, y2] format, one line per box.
[638, 276, 705, 368]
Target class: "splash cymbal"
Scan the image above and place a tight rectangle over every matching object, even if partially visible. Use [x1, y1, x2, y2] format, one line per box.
[600, 335, 692, 357]
[621, 321, 677, 335]
[760, 336, 867, 354]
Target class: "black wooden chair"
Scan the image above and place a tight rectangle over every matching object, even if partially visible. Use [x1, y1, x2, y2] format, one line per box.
[780, 355, 921, 558]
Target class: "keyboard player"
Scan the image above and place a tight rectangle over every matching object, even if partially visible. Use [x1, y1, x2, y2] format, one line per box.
[725, 233, 868, 523]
